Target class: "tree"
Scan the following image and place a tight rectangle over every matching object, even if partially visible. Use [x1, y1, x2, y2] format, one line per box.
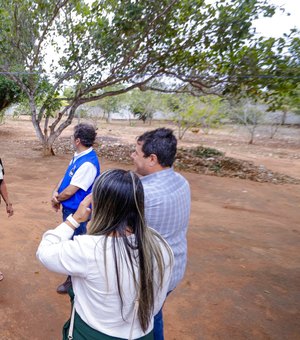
[266, 111, 283, 139]
[165, 94, 223, 139]
[254, 35, 300, 127]
[0, 0, 291, 155]
[128, 89, 162, 124]
[0, 75, 23, 123]
[224, 33, 300, 140]
[266, 84, 300, 125]
[241, 32, 300, 115]
[226, 98, 265, 144]
[87, 86, 127, 123]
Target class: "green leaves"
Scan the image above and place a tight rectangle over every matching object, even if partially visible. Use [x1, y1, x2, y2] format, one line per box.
[0, 0, 297, 152]
[164, 93, 224, 139]
[0, 75, 23, 112]
[128, 89, 161, 123]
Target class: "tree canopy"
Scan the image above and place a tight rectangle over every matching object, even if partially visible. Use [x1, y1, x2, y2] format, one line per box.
[0, 0, 298, 155]
[0, 75, 23, 112]
[262, 35, 300, 112]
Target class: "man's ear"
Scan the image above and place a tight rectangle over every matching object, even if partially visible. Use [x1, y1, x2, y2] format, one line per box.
[148, 154, 158, 166]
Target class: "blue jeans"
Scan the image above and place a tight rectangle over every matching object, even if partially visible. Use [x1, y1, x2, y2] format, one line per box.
[62, 207, 88, 237]
[153, 291, 172, 340]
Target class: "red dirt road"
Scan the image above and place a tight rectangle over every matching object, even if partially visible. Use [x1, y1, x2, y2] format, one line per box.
[0, 119, 300, 339]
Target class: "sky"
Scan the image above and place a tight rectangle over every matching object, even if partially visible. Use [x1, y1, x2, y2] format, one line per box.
[253, 0, 300, 37]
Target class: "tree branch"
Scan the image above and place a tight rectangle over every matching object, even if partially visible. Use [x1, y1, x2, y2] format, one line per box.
[32, 0, 70, 68]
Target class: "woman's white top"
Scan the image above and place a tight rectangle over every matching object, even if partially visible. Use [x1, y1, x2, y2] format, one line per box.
[36, 223, 173, 338]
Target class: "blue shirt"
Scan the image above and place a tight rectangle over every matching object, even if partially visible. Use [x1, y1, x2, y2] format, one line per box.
[141, 168, 191, 291]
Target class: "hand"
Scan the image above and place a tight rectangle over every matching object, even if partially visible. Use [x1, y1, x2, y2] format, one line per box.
[51, 191, 60, 204]
[51, 191, 60, 211]
[51, 201, 60, 212]
[73, 194, 92, 223]
[6, 203, 13, 217]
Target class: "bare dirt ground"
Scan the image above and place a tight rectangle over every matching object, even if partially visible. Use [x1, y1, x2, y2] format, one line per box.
[0, 117, 299, 340]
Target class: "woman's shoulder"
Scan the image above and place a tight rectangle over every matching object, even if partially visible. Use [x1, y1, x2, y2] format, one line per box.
[73, 234, 110, 252]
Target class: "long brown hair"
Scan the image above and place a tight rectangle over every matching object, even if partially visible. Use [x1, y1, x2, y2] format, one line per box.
[88, 169, 173, 332]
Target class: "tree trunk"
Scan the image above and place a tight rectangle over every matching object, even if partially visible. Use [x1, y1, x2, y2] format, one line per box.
[30, 97, 45, 143]
[28, 96, 79, 157]
[42, 142, 55, 156]
[107, 112, 112, 123]
[30, 99, 56, 156]
[248, 129, 254, 144]
[281, 110, 287, 125]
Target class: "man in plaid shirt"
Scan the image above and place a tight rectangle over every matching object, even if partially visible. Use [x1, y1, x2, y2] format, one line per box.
[131, 128, 191, 340]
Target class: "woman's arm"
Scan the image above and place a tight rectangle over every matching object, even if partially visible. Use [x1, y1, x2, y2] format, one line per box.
[36, 221, 89, 277]
[37, 196, 92, 276]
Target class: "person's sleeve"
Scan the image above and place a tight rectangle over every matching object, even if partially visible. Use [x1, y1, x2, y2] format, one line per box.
[0, 159, 4, 180]
[70, 162, 97, 191]
[36, 223, 89, 277]
[153, 241, 174, 315]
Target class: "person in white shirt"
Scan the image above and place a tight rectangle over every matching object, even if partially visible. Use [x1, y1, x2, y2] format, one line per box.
[51, 123, 100, 294]
[37, 169, 174, 339]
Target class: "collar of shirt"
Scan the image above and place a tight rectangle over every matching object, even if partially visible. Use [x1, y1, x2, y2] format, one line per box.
[140, 167, 174, 183]
[73, 147, 93, 163]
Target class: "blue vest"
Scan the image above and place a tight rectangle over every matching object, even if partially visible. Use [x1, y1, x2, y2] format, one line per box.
[58, 150, 100, 210]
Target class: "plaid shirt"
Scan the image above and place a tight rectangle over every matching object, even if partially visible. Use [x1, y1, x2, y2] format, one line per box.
[141, 168, 191, 291]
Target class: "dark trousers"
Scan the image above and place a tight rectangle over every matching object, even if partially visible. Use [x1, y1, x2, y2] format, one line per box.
[153, 291, 172, 340]
[62, 207, 88, 236]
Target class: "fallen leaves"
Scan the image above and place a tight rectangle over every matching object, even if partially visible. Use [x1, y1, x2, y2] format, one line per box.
[53, 137, 300, 185]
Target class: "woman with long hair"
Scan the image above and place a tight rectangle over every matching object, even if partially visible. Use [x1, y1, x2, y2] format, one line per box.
[37, 169, 173, 339]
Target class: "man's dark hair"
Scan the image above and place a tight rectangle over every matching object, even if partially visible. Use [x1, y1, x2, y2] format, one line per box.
[137, 128, 177, 167]
[74, 123, 97, 147]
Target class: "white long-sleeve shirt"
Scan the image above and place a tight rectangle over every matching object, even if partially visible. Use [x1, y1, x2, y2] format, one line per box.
[36, 223, 173, 338]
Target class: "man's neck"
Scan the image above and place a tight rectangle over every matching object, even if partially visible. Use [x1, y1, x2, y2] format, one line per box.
[75, 145, 90, 154]
[145, 165, 170, 176]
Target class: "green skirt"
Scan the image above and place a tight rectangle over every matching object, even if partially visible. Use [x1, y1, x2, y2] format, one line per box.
[62, 288, 153, 340]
